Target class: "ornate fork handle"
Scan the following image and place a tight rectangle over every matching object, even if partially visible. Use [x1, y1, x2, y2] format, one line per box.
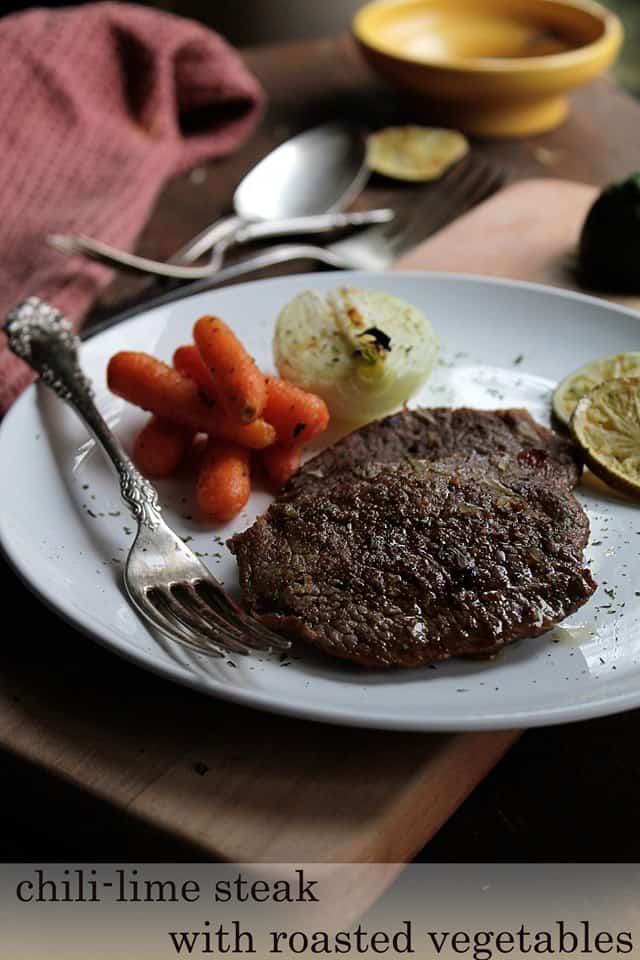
[4, 297, 162, 530]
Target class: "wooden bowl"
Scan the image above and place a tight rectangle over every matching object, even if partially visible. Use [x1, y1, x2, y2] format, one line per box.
[352, 0, 623, 137]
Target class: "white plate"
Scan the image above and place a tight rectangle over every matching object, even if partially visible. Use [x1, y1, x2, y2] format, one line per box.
[2, 271, 640, 731]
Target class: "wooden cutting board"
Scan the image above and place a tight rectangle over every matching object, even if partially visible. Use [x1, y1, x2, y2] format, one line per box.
[0, 177, 618, 873]
[397, 177, 640, 313]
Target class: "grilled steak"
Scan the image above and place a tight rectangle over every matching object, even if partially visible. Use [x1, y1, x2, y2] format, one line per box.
[229, 455, 595, 668]
[284, 407, 582, 501]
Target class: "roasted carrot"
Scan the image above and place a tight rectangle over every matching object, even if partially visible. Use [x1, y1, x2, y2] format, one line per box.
[174, 345, 275, 447]
[217, 416, 275, 450]
[263, 376, 330, 446]
[261, 443, 303, 492]
[196, 441, 251, 523]
[133, 416, 191, 477]
[108, 352, 214, 432]
[108, 352, 275, 450]
[173, 344, 217, 400]
[193, 315, 266, 423]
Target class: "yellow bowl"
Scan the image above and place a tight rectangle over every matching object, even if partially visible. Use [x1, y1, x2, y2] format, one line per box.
[352, 0, 623, 137]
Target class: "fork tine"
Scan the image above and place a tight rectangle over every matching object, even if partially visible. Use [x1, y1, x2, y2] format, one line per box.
[462, 158, 508, 202]
[172, 583, 256, 645]
[450, 164, 508, 220]
[475, 165, 509, 202]
[332, 154, 507, 266]
[142, 588, 227, 659]
[411, 157, 505, 238]
[365, 156, 494, 259]
[163, 586, 251, 656]
[179, 582, 289, 654]
[462, 158, 508, 197]
[436, 154, 479, 192]
[194, 579, 291, 653]
[425, 158, 490, 214]
[418, 155, 479, 208]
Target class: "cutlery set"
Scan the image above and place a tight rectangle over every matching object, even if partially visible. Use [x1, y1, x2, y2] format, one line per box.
[49, 207, 395, 281]
[49, 123, 507, 297]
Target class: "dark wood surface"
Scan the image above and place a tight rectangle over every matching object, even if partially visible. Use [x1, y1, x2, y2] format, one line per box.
[4, 34, 640, 861]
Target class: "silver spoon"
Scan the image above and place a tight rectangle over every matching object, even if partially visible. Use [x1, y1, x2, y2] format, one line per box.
[48, 125, 372, 279]
[161, 122, 370, 269]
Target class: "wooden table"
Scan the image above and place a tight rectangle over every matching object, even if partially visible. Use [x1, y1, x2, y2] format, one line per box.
[3, 35, 640, 862]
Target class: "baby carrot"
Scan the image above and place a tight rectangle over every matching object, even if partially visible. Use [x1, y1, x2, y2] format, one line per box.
[196, 441, 251, 523]
[108, 352, 214, 433]
[263, 376, 329, 446]
[173, 344, 218, 400]
[218, 416, 275, 450]
[193, 315, 266, 424]
[108, 352, 275, 450]
[174, 346, 276, 448]
[133, 416, 191, 477]
[261, 443, 303, 492]
[173, 345, 275, 447]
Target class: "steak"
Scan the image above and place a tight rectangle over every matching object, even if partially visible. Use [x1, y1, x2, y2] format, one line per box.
[284, 407, 582, 501]
[229, 454, 596, 668]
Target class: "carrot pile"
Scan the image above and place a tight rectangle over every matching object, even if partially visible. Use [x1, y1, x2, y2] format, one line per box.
[107, 315, 329, 523]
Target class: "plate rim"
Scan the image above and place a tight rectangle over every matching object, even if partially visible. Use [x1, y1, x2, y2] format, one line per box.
[2, 269, 640, 732]
[81, 268, 640, 342]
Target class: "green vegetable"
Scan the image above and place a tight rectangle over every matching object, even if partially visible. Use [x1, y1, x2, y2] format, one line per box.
[578, 173, 640, 292]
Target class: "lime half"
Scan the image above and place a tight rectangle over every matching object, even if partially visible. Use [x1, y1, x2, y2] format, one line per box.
[552, 352, 640, 427]
[571, 377, 640, 497]
[366, 126, 469, 182]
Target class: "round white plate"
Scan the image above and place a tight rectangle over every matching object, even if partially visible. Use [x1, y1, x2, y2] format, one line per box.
[2, 271, 639, 731]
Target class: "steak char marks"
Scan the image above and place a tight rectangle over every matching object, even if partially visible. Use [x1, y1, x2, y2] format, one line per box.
[229, 408, 593, 669]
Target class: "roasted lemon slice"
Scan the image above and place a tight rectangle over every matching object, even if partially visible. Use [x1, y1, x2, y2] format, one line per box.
[552, 351, 640, 427]
[366, 126, 469, 182]
[571, 377, 640, 497]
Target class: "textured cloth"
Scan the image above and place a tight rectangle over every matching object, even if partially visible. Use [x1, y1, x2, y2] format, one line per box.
[0, 2, 264, 412]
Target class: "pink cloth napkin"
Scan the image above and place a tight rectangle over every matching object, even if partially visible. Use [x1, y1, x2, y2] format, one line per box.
[0, 2, 265, 412]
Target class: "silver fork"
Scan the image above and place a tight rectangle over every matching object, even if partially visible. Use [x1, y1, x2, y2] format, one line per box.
[4, 297, 290, 661]
[48, 208, 395, 280]
[310, 154, 508, 271]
